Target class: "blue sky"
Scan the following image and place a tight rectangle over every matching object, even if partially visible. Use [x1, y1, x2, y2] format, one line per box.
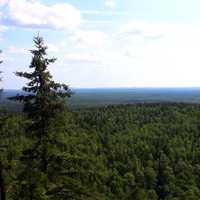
[1, 0, 200, 89]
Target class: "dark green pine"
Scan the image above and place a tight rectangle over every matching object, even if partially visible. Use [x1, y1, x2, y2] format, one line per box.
[10, 36, 73, 199]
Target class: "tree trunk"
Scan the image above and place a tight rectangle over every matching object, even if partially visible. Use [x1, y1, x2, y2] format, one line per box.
[0, 161, 6, 200]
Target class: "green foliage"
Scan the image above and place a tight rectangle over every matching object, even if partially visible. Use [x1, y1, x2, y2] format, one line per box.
[10, 36, 74, 199]
[72, 103, 200, 199]
[0, 111, 27, 200]
[2, 102, 200, 199]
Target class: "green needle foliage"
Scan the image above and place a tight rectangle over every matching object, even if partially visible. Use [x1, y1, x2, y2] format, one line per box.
[10, 35, 73, 199]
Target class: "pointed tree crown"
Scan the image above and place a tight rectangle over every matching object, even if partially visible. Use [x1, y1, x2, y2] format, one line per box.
[11, 35, 72, 117]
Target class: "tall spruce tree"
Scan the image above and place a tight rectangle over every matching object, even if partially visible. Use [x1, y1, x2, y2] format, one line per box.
[10, 35, 73, 199]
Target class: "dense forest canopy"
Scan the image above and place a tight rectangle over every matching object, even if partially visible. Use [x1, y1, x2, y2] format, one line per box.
[1, 103, 200, 199]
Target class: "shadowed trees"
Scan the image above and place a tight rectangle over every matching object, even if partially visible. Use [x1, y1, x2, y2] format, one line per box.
[10, 36, 73, 199]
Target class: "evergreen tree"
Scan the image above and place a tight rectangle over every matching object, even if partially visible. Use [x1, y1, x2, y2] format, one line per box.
[10, 35, 73, 199]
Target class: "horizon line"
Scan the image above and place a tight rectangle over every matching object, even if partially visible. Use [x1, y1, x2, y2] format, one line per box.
[4, 86, 200, 90]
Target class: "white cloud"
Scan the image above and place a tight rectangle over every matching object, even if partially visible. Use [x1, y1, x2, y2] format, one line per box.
[4, 0, 81, 30]
[105, 0, 116, 9]
[4, 14, 200, 88]
[65, 52, 102, 64]
[61, 21, 200, 87]
[70, 29, 109, 49]
[110, 22, 200, 87]
[119, 21, 165, 40]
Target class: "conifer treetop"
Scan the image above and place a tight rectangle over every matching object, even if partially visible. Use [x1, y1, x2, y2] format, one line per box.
[10, 35, 72, 114]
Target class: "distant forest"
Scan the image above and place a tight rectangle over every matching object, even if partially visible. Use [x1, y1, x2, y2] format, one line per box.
[1, 36, 200, 200]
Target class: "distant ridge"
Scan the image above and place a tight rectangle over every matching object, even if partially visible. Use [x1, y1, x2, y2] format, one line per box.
[1, 88, 200, 107]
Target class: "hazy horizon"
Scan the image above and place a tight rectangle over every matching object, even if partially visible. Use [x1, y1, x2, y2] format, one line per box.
[3, 87, 200, 107]
[4, 87, 200, 90]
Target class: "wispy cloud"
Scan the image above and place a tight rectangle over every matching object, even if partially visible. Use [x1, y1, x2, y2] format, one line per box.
[81, 19, 113, 30]
[70, 29, 109, 49]
[81, 10, 129, 16]
[65, 52, 102, 65]
[119, 21, 165, 40]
